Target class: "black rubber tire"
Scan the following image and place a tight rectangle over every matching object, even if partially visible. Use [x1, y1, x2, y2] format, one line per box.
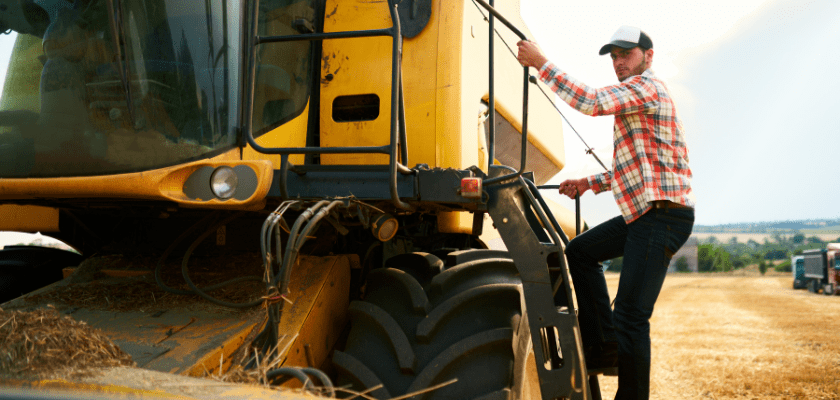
[334, 250, 525, 400]
[824, 284, 835, 296]
[808, 279, 819, 294]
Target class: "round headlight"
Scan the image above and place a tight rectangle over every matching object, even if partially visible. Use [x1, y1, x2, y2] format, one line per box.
[210, 166, 238, 199]
[371, 214, 398, 242]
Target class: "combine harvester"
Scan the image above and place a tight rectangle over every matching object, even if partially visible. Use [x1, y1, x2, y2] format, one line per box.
[0, 0, 610, 399]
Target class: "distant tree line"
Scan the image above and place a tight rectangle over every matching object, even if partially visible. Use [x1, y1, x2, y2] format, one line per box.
[604, 232, 837, 274]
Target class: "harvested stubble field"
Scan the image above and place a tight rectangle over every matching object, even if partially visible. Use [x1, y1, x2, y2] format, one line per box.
[595, 272, 840, 399]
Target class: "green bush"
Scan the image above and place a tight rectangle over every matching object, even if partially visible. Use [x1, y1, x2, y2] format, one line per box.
[775, 260, 792, 272]
[698, 244, 733, 272]
[675, 256, 690, 272]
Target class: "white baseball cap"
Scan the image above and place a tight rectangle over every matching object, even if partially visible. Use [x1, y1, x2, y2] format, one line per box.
[599, 26, 653, 55]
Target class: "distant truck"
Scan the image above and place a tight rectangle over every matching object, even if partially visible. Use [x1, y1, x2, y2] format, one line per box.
[801, 244, 840, 295]
[792, 255, 807, 289]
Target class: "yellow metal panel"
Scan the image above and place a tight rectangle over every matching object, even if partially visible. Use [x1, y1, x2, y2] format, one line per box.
[319, 0, 440, 168]
[433, 1, 469, 234]
[397, 1, 440, 168]
[0, 205, 59, 232]
[434, 1, 466, 170]
[0, 156, 272, 211]
[438, 0, 566, 234]
[491, 99, 565, 172]
[183, 321, 257, 377]
[473, 0, 566, 173]
[277, 255, 351, 377]
[1, 379, 188, 399]
[319, 0, 393, 165]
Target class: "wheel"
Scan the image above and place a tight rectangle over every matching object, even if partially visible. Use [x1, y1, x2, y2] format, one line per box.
[824, 284, 835, 296]
[808, 280, 819, 294]
[334, 250, 538, 399]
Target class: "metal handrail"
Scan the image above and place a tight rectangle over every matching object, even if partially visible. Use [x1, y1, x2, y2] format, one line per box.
[487, 0, 496, 166]
[472, 0, 531, 186]
[243, 1, 411, 210]
[525, 180, 571, 247]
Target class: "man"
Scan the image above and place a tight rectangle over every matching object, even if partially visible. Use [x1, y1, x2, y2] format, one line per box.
[517, 26, 695, 400]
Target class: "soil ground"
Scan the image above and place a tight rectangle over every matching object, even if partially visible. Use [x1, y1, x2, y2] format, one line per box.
[593, 270, 840, 399]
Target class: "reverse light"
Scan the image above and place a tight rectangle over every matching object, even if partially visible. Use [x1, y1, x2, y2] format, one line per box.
[210, 166, 238, 199]
[460, 177, 483, 199]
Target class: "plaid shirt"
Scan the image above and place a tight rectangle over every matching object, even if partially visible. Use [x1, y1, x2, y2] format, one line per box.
[539, 62, 695, 223]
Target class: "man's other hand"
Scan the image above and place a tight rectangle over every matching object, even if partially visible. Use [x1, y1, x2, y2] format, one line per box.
[558, 178, 590, 199]
[516, 40, 548, 69]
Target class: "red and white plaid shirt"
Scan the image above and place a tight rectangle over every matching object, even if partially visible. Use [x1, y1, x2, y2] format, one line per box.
[539, 62, 695, 223]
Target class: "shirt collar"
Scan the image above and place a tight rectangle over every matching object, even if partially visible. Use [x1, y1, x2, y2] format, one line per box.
[621, 68, 654, 83]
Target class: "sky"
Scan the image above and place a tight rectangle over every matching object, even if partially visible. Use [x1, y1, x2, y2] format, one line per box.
[520, 0, 840, 227]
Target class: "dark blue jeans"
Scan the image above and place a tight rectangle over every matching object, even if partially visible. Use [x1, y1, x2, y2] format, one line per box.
[565, 206, 694, 400]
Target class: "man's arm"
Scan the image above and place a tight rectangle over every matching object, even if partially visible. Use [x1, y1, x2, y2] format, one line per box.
[539, 62, 660, 117]
[517, 41, 660, 117]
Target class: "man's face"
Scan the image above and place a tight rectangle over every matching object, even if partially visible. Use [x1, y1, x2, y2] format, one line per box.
[610, 47, 651, 81]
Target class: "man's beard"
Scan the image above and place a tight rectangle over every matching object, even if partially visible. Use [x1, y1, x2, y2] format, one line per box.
[631, 56, 649, 77]
[619, 56, 648, 81]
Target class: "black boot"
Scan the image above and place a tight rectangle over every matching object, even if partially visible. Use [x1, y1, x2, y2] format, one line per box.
[585, 341, 618, 376]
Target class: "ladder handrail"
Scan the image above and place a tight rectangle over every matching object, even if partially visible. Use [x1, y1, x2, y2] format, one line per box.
[473, 0, 532, 186]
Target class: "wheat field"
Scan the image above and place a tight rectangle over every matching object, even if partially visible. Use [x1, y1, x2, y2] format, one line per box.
[593, 273, 840, 399]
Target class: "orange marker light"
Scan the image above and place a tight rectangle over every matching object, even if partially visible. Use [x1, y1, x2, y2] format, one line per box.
[460, 177, 483, 199]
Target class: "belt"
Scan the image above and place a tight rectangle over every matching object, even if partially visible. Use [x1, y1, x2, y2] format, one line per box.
[651, 200, 692, 210]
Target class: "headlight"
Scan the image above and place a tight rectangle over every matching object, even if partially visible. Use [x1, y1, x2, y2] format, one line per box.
[371, 214, 398, 242]
[210, 166, 238, 199]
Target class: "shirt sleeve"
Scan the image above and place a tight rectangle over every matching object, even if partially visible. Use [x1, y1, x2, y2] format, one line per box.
[587, 171, 612, 194]
[538, 62, 660, 117]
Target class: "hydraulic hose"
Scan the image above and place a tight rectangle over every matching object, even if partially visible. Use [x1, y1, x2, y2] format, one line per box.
[264, 366, 335, 397]
[275, 200, 329, 289]
[180, 212, 263, 308]
[155, 211, 259, 297]
[252, 201, 329, 366]
[278, 200, 343, 295]
[261, 201, 297, 286]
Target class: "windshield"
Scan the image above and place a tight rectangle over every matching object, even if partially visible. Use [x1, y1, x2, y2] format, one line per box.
[0, 0, 241, 177]
[795, 259, 804, 273]
[252, 0, 315, 135]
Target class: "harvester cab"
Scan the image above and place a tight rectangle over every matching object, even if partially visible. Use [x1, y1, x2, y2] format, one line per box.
[1, 1, 601, 399]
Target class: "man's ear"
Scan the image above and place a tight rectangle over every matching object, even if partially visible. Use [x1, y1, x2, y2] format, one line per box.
[645, 48, 654, 64]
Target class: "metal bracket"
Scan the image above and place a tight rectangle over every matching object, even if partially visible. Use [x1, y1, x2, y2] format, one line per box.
[485, 176, 589, 400]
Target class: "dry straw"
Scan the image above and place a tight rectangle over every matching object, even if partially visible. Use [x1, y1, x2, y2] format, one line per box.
[0, 306, 134, 379]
